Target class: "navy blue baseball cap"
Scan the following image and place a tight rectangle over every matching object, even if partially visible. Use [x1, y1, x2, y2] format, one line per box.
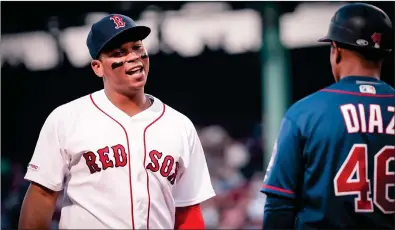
[86, 14, 151, 59]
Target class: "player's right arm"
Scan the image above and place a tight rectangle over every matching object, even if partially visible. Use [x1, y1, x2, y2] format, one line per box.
[18, 106, 70, 229]
[260, 116, 304, 229]
[19, 182, 59, 229]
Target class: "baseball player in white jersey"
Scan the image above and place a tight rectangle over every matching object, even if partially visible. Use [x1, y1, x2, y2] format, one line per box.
[19, 14, 216, 229]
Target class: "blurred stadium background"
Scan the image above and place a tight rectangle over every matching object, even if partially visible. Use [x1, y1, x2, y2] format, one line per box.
[1, 1, 394, 229]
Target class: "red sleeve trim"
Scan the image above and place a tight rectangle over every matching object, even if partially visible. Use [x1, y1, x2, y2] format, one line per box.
[262, 184, 294, 195]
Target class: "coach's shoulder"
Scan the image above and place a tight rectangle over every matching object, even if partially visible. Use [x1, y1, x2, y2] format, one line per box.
[285, 90, 328, 120]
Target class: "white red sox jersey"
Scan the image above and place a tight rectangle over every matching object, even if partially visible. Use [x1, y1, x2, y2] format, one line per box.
[24, 89, 216, 229]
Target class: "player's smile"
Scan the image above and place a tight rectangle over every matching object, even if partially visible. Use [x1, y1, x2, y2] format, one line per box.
[122, 61, 147, 88]
[125, 65, 144, 78]
[126, 65, 143, 74]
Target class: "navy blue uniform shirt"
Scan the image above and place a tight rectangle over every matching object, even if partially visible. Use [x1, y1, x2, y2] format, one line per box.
[261, 76, 395, 229]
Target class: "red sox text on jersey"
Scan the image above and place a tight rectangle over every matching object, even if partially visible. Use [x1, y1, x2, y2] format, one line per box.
[83, 146, 179, 185]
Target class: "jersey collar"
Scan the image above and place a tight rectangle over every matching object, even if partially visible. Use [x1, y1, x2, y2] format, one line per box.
[339, 76, 382, 84]
[92, 89, 164, 124]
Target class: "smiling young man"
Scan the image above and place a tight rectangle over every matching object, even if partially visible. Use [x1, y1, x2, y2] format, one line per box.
[18, 14, 215, 229]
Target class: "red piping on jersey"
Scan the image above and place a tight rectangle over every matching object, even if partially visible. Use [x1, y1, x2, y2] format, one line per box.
[90, 94, 136, 229]
[262, 184, 294, 195]
[143, 103, 166, 229]
[320, 89, 395, 98]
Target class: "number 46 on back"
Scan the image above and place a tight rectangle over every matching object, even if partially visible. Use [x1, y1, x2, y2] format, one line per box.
[334, 144, 395, 214]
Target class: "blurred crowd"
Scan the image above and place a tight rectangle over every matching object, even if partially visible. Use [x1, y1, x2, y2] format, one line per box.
[1, 124, 267, 229]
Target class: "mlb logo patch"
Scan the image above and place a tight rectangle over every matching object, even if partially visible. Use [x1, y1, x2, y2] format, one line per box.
[28, 163, 40, 171]
[359, 85, 376, 94]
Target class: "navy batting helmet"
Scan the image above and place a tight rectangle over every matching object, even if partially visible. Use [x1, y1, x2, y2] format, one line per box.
[318, 3, 393, 53]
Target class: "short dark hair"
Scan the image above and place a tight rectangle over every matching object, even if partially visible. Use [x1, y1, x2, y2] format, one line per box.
[335, 42, 390, 62]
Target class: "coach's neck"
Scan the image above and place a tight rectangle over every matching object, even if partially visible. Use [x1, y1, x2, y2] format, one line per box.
[339, 56, 382, 80]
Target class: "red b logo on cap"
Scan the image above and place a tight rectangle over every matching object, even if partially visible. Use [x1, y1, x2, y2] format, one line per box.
[371, 32, 382, 48]
[110, 15, 126, 29]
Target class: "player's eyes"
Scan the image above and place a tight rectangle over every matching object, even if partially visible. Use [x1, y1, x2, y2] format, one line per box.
[133, 45, 142, 50]
[111, 50, 126, 57]
[109, 45, 142, 57]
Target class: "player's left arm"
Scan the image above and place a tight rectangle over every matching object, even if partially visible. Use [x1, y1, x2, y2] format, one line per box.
[261, 116, 304, 229]
[175, 204, 205, 229]
[173, 118, 216, 229]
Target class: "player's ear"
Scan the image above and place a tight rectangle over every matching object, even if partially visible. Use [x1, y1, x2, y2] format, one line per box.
[332, 42, 342, 64]
[335, 48, 342, 64]
[91, 59, 104, 78]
